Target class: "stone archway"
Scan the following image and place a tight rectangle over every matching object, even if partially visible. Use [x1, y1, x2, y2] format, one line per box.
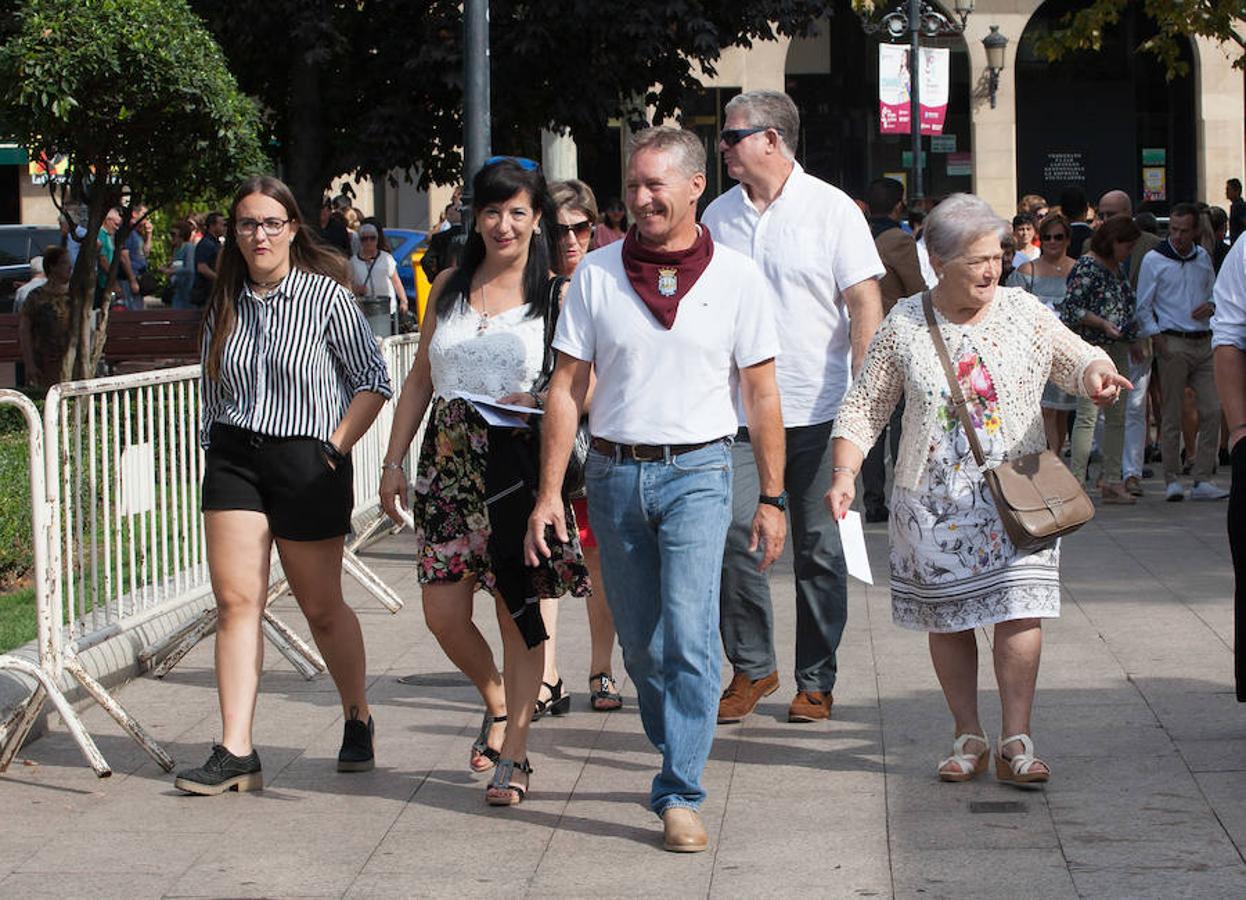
[1014, 0, 1196, 213]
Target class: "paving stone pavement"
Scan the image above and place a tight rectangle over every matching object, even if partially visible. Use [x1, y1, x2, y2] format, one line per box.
[1, 475, 1244, 899]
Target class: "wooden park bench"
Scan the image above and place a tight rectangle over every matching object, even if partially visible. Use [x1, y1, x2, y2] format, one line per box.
[102, 308, 203, 373]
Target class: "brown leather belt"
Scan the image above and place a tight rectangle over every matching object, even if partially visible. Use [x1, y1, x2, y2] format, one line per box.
[590, 436, 727, 462]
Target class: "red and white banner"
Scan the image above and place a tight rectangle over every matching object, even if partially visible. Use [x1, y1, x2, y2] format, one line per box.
[879, 45, 950, 136]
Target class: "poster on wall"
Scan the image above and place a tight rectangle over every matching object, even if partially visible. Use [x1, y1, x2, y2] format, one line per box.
[878, 45, 950, 135]
[1142, 167, 1167, 202]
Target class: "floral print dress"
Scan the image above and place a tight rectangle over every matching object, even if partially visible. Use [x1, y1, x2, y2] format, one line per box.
[889, 332, 1061, 633]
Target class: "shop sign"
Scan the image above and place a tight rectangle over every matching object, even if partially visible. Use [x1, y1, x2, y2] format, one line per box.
[1141, 148, 1166, 166]
[931, 135, 957, 154]
[947, 153, 973, 177]
[1142, 166, 1167, 201]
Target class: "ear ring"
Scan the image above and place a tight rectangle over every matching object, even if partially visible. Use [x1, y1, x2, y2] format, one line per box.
[534, 226, 542, 235]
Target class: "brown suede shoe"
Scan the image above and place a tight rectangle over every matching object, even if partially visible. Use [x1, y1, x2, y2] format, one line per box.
[662, 807, 708, 853]
[1101, 482, 1137, 505]
[788, 690, 832, 723]
[717, 670, 779, 723]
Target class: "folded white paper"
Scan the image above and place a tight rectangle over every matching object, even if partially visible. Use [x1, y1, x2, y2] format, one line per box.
[453, 391, 543, 430]
[837, 510, 874, 585]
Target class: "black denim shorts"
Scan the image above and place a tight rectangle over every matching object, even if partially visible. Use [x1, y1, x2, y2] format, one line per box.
[202, 423, 353, 541]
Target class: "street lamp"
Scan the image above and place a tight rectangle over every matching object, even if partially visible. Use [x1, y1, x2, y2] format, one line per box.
[858, 0, 972, 203]
[983, 25, 1008, 109]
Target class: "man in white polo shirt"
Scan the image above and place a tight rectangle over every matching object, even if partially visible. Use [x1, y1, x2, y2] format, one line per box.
[526, 126, 786, 854]
[702, 90, 885, 725]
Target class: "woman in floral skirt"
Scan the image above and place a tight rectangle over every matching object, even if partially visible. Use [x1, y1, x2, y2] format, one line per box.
[379, 158, 588, 806]
[825, 194, 1131, 787]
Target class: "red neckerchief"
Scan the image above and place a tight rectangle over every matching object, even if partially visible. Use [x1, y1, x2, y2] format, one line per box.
[621, 224, 714, 329]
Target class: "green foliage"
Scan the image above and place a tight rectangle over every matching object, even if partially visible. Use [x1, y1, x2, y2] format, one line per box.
[0, 587, 37, 654]
[0, 433, 34, 590]
[0, 0, 266, 208]
[191, 0, 831, 201]
[1035, 0, 1246, 76]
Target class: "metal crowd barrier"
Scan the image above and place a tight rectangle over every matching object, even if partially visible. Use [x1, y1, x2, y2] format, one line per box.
[0, 333, 424, 775]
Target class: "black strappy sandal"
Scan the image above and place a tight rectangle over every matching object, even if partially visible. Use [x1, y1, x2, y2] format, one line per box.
[532, 678, 570, 719]
[469, 712, 506, 773]
[588, 672, 623, 711]
[485, 757, 533, 806]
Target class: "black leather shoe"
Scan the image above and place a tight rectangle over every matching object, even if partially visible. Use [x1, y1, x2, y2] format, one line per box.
[174, 744, 262, 795]
[337, 711, 375, 772]
[865, 506, 890, 524]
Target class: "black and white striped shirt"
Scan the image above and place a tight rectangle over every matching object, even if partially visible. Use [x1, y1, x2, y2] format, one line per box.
[200, 268, 392, 447]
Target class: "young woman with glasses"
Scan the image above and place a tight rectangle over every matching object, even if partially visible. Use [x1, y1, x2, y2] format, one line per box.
[1007, 212, 1077, 455]
[379, 158, 589, 806]
[175, 175, 393, 795]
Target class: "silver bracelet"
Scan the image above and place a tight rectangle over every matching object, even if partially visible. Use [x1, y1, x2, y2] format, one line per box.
[832, 466, 857, 477]
[381, 461, 403, 472]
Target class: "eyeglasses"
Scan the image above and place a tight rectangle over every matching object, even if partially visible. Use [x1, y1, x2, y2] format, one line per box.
[360, 234, 378, 241]
[483, 155, 540, 172]
[234, 217, 290, 237]
[553, 220, 593, 239]
[720, 126, 783, 147]
[1040, 232, 1069, 242]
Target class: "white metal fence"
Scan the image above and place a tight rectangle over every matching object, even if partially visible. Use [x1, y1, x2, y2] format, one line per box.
[0, 332, 424, 776]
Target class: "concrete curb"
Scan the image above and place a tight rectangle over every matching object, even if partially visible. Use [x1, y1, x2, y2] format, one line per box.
[0, 593, 216, 751]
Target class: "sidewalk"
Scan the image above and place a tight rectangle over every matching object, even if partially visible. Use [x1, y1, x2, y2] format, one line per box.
[1, 477, 1244, 899]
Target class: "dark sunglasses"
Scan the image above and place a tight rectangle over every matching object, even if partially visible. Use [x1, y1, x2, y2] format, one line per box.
[483, 155, 540, 172]
[1040, 232, 1069, 242]
[359, 234, 378, 240]
[720, 126, 783, 147]
[553, 220, 593, 239]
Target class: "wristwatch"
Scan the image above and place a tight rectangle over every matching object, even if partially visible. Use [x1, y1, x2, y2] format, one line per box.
[321, 440, 347, 466]
[758, 491, 788, 511]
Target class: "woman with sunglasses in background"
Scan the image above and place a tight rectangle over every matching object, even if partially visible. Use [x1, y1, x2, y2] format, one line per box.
[175, 175, 392, 795]
[531, 179, 624, 718]
[379, 158, 589, 806]
[350, 221, 409, 337]
[591, 197, 628, 248]
[1007, 213, 1077, 455]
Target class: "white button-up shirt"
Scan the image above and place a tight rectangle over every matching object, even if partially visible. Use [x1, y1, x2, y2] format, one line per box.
[1213, 233, 1246, 351]
[702, 163, 884, 426]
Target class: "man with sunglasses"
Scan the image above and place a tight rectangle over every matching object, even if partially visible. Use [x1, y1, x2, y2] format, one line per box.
[703, 90, 885, 727]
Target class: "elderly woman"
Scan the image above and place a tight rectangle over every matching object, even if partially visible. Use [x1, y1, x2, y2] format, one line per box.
[826, 194, 1130, 786]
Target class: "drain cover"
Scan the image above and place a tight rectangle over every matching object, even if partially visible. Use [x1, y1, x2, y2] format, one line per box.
[969, 800, 1026, 814]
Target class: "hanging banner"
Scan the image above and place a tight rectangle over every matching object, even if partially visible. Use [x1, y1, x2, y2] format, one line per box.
[879, 45, 950, 136]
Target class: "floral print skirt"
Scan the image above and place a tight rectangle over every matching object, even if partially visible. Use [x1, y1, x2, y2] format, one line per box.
[889, 334, 1060, 633]
[411, 397, 590, 601]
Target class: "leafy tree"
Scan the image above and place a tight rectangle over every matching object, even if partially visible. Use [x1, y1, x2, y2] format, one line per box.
[0, 0, 264, 379]
[1034, 0, 1246, 76]
[191, 0, 832, 216]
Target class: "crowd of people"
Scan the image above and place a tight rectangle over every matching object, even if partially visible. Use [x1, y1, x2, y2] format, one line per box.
[12, 87, 1238, 855]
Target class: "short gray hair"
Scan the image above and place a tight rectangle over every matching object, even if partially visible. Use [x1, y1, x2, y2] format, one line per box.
[724, 90, 799, 157]
[627, 126, 706, 177]
[923, 194, 1010, 261]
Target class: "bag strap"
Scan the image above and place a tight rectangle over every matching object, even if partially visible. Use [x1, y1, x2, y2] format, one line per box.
[921, 290, 988, 470]
[539, 275, 569, 384]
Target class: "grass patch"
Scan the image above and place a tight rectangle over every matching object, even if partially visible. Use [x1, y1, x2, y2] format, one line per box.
[0, 586, 36, 653]
[0, 431, 34, 591]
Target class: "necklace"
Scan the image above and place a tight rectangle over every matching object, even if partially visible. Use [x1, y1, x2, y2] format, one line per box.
[477, 281, 490, 334]
[249, 275, 283, 298]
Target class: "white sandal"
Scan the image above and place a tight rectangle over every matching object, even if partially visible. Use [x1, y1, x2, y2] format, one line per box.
[938, 732, 990, 782]
[995, 733, 1050, 785]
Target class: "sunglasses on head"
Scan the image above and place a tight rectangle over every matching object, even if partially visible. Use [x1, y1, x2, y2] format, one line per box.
[720, 126, 783, 147]
[553, 220, 593, 239]
[1041, 232, 1069, 241]
[483, 155, 540, 172]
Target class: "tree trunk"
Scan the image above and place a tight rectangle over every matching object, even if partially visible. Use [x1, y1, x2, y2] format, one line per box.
[286, 3, 331, 227]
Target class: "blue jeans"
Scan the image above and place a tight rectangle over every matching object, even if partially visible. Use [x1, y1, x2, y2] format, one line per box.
[586, 441, 733, 815]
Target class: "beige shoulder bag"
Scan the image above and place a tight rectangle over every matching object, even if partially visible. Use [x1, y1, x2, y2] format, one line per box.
[922, 291, 1094, 552]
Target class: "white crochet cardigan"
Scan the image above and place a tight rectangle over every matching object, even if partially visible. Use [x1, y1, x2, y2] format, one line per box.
[832, 286, 1110, 491]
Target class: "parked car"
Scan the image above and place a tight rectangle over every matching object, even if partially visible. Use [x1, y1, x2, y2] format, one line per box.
[0, 224, 62, 312]
[383, 227, 430, 322]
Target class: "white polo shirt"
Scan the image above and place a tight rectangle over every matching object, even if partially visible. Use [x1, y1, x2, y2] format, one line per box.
[554, 240, 780, 445]
[702, 163, 885, 426]
[1212, 233, 1246, 351]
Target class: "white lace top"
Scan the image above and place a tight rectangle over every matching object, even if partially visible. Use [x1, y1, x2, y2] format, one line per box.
[428, 298, 546, 400]
[833, 286, 1110, 490]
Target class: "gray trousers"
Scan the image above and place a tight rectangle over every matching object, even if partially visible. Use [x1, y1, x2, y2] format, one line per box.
[719, 421, 848, 693]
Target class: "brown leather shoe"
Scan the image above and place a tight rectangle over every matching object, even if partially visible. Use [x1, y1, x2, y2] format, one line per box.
[661, 807, 708, 853]
[788, 690, 832, 722]
[717, 670, 779, 723]
[1101, 482, 1137, 505]
[1124, 475, 1144, 496]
